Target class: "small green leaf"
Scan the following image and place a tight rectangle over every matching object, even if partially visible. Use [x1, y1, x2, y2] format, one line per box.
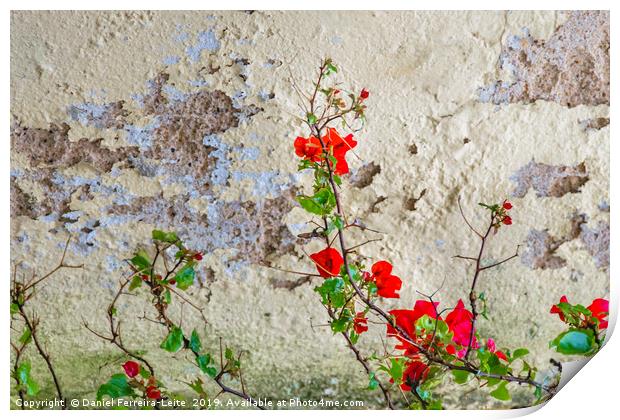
[129, 276, 142, 291]
[130, 250, 151, 271]
[10, 303, 19, 315]
[315, 277, 346, 308]
[19, 327, 32, 345]
[451, 369, 471, 384]
[139, 366, 151, 379]
[196, 354, 212, 374]
[368, 372, 379, 390]
[189, 330, 202, 354]
[379, 358, 406, 385]
[174, 265, 195, 290]
[97, 373, 136, 401]
[306, 113, 317, 125]
[490, 381, 511, 401]
[511, 348, 529, 361]
[16, 362, 39, 396]
[160, 326, 184, 353]
[330, 317, 349, 333]
[225, 348, 234, 361]
[164, 290, 172, 304]
[152, 229, 179, 243]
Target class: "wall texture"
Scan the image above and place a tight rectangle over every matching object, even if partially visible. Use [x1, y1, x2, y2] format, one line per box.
[10, 10, 609, 408]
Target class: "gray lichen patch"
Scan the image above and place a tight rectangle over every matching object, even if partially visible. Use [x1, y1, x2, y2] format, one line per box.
[510, 160, 588, 198]
[479, 11, 609, 107]
[571, 214, 610, 270]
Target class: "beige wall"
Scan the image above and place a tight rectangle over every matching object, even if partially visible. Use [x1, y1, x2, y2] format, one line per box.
[10, 11, 609, 408]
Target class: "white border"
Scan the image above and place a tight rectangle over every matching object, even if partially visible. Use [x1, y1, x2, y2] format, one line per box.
[2, 1, 616, 419]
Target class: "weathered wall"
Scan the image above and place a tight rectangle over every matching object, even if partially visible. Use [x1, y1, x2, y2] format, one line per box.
[10, 10, 609, 408]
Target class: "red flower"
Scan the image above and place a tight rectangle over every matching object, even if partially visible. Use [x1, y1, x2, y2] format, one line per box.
[146, 386, 161, 400]
[486, 338, 507, 361]
[310, 247, 344, 278]
[293, 129, 358, 175]
[387, 300, 440, 352]
[445, 299, 477, 352]
[354, 312, 368, 334]
[502, 216, 512, 225]
[193, 253, 203, 261]
[399, 360, 429, 391]
[141, 274, 149, 281]
[294, 135, 323, 162]
[503, 201, 512, 210]
[169, 279, 176, 285]
[588, 298, 609, 329]
[370, 261, 402, 298]
[122, 361, 140, 378]
[360, 88, 370, 99]
[322, 128, 358, 175]
[550, 295, 569, 322]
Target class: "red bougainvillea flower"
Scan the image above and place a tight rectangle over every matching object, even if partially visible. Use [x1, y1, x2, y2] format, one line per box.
[503, 201, 512, 210]
[146, 386, 161, 400]
[353, 312, 368, 334]
[588, 298, 609, 329]
[399, 359, 429, 391]
[502, 215, 512, 225]
[370, 261, 403, 298]
[122, 361, 140, 378]
[360, 88, 369, 99]
[322, 128, 358, 175]
[388, 300, 440, 352]
[294, 136, 323, 162]
[550, 295, 569, 322]
[193, 253, 203, 261]
[310, 247, 344, 278]
[486, 338, 508, 361]
[445, 299, 477, 355]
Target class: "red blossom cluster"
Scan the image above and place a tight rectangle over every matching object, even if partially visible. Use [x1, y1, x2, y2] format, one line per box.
[294, 127, 358, 175]
[122, 361, 161, 400]
[551, 296, 609, 329]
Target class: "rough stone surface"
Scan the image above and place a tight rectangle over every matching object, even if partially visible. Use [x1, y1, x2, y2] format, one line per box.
[479, 11, 609, 107]
[10, 11, 609, 409]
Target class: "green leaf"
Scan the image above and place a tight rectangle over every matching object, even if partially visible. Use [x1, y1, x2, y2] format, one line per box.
[97, 373, 136, 401]
[550, 329, 595, 355]
[129, 276, 142, 291]
[330, 317, 349, 333]
[451, 369, 471, 384]
[10, 303, 19, 315]
[296, 188, 336, 216]
[130, 250, 151, 272]
[315, 277, 346, 308]
[152, 229, 179, 243]
[325, 62, 338, 75]
[189, 330, 202, 354]
[368, 372, 379, 390]
[19, 327, 32, 345]
[379, 358, 406, 385]
[306, 113, 317, 125]
[511, 348, 530, 361]
[160, 326, 184, 353]
[16, 362, 39, 396]
[139, 366, 151, 379]
[174, 265, 195, 290]
[164, 290, 172, 305]
[490, 381, 511, 401]
[196, 354, 212, 374]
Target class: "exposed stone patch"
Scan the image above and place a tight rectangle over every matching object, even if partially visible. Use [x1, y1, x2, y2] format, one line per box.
[68, 100, 129, 129]
[521, 229, 567, 269]
[579, 117, 609, 132]
[106, 190, 299, 267]
[11, 121, 139, 171]
[349, 162, 381, 189]
[404, 188, 427, 211]
[479, 11, 609, 107]
[522, 212, 609, 271]
[10, 181, 39, 219]
[510, 160, 588, 198]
